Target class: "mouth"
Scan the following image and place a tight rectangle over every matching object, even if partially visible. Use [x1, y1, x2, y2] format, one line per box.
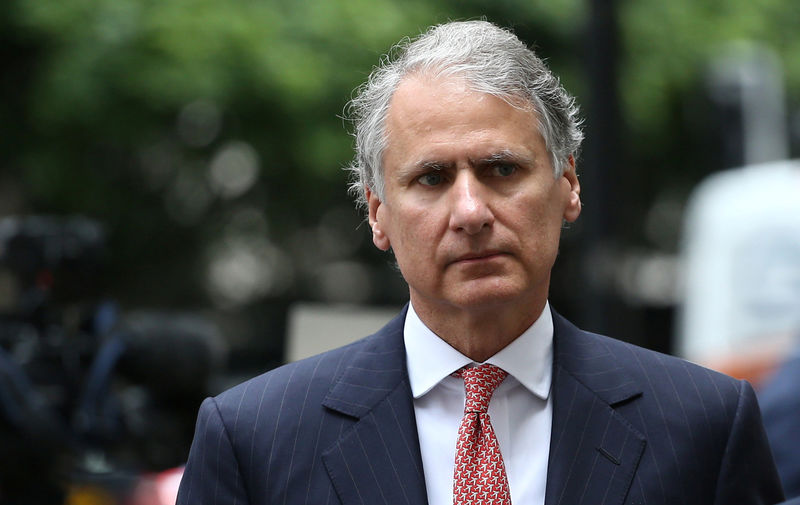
[451, 250, 507, 265]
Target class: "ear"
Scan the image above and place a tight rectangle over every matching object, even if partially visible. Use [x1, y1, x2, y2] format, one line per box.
[562, 155, 581, 223]
[366, 186, 391, 251]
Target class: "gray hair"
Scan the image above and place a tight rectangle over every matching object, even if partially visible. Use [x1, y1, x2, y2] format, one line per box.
[345, 20, 583, 210]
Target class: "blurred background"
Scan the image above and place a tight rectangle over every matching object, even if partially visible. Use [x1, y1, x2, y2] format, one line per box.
[2, 0, 799, 503]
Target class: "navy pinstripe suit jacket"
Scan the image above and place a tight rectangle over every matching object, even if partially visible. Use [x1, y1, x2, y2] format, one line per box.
[177, 306, 784, 505]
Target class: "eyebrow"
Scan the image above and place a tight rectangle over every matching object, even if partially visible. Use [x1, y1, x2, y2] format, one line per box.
[395, 160, 453, 181]
[470, 150, 535, 167]
[419, 160, 453, 172]
[397, 149, 535, 180]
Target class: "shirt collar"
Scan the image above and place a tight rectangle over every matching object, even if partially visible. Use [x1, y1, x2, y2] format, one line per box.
[404, 302, 553, 401]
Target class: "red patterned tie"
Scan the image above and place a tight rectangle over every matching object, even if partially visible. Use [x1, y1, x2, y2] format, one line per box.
[453, 364, 511, 505]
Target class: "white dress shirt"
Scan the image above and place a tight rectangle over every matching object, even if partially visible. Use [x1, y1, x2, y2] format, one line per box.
[404, 302, 553, 505]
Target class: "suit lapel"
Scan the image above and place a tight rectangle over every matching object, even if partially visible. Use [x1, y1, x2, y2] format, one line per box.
[317, 306, 647, 505]
[321, 307, 428, 505]
[545, 310, 646, 505]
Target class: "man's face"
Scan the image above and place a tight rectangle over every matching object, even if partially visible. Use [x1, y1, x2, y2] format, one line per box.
[367, 75, 581, 316]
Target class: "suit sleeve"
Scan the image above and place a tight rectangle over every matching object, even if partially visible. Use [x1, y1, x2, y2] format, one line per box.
[177, 397, 250, 505]
[713, 380, 784, 505]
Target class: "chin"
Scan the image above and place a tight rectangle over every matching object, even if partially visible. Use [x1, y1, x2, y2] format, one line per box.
[445, 279, 533, 310]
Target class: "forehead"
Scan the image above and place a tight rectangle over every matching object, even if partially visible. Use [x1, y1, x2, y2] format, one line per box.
[387, 74, 535, 127]
[382, 75, 544, 165]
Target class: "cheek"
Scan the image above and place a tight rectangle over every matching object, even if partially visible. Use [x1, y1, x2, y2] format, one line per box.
[513, 195, 564, 247]
[399, 211, 449, 267]
[384, 206, 431, 249]
[396, 213, 434, 251]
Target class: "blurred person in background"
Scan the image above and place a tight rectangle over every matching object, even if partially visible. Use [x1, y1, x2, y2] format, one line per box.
[760, 346, 800, 500]
[177, 20, 783, 505]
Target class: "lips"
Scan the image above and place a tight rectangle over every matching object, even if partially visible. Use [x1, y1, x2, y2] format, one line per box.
[451, 250, 507, 264]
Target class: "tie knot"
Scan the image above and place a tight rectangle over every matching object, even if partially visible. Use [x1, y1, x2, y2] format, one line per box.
[456, 364, 508, 413]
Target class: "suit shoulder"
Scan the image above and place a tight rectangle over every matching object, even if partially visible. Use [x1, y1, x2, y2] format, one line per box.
[210, 335, 372, 419]
[595, 334, 753, 430]
[594, 330, 742, 392]
[553, 311, 746, 412]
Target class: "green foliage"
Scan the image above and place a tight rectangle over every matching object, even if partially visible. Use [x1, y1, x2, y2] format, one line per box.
[622, 0, 800, 133]
[3, 0, 447, 306]
[2, 0, 798, 310]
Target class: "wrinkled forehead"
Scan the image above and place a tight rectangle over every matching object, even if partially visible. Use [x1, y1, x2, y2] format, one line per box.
[381, 74, 549, 174]
[381, 73, 542, 158]
[397, 67, 536, 114]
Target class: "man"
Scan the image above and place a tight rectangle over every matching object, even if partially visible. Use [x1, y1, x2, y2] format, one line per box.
[177, 20, 784, 505]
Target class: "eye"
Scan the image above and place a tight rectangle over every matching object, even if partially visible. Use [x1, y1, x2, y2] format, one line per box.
[492, 163, 517, 177]
[417, 172, 443, 186]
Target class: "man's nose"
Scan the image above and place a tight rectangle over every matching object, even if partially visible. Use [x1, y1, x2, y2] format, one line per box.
[448, 171, 494, 234]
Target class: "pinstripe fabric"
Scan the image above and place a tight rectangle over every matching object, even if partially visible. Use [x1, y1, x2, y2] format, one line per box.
[177, 306, 783, 505]
[177, 308, 427, 505]
[546, 311, 783, 505]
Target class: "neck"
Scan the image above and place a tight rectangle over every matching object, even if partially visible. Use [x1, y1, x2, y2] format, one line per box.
[410, 295, 547, 362]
